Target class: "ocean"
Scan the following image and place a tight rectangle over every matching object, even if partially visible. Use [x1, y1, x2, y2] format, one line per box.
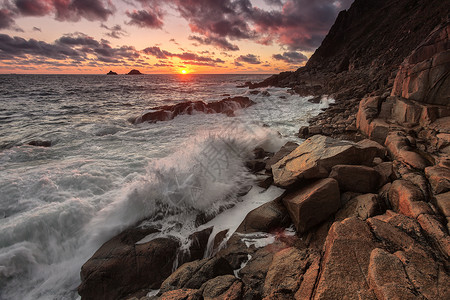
[0, 74, 332, 299]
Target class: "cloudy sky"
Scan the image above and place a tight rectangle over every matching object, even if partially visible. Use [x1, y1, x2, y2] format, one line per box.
[0, 0, 353, 74]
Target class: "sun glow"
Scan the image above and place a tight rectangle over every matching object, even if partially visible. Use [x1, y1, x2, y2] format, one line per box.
[181, 69, 187, 74]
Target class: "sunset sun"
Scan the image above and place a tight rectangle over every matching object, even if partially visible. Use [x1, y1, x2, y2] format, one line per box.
[181, 70, 187, 74]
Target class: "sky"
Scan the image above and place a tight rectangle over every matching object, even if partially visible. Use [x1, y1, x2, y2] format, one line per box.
[0, 0, 353, 74]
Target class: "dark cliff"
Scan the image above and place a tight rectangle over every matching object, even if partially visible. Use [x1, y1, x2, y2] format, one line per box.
[256, 0, 449, 100]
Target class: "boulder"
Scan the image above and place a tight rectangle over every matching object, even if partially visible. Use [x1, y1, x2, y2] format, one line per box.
[388, 180, 433, 218]
[158, 289, 202, 300]
[236, 197, 291, 234]
[265, 141, 298, 171]
[160, 257, 234, 293]
[294, 254, 321, 300]
[385, 131, 430, 170]
[329, 165, 382, 193]
[272, 135, 377, 187]
[186, 227, 213, 262]
[391, 21, 450, 106]
[239, 247, 274, 299]
[374, 162, 396, 185]
[425, 165, 450, 194]
[356, 96, 381, 136]
[335, 193, 382, 221]
[435, 191, 450, 217]
[356, 139, 387, 159]
[417, 214, 450, 258]
[282, 178, 340, 233]
[200, 275, 239, 300]
[314, 217, 379, 299]
[78, 227, 179, 300]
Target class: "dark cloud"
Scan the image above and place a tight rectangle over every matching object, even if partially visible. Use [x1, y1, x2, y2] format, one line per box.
[236, 54, 261, 64]
[272, 51, 307, 64]
[169, 38, 179, 45]
[9, 0, 115, 22]
[0, 9, 15, 29]
[142, 46, 171, 59]
[143, 46, 225, 66]
[33, 26, 42, 32]
[0, 32, 140, 67]
[101, 24, 127, 39]
[126, 9, 163, 28]
[189, 35, 239, 51]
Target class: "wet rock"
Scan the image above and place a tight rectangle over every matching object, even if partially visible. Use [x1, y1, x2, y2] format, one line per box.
[388, 179, 433, 218]
[272, 135, 377, 187]
[425, 165, 450, 194]
[200, 275, 238, 299]
[27, 140, 51, 147]
[236, 197, 291, 234]
[329, 164, 382, 193]
[239, 247, 274, 299]
[187, 227, 213, 262]
[245, 159, 266, 173]
[294, 254, 321, 299]
[78, 227, 179, 300]
[282, 178, 340, 233]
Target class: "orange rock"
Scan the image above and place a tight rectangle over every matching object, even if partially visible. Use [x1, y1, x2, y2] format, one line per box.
[425, 165, 450, 194]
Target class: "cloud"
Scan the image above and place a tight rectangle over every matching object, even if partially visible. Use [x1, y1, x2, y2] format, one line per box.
[0, 32, 141, 66]
[189, 35, 239, 51]
[272, 51, 307, 63]
[236, 54, 261, 64]
[126, 9, 163, 28]
[33, 26, 42, 32]
[0, 9, 15, 29]
[9, 0, 115, 22]
[101, 24, 127, 39]
[143, 46, 225, 66]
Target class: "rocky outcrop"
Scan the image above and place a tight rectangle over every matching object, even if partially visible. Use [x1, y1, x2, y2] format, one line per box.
[107, 70, 118, 75]
[391, 21, 450, 106]
[130, 97, 255, 124]
[329, 164, 382, 193]
[127, 69, 143, 75]
[272, 135, 377, 187]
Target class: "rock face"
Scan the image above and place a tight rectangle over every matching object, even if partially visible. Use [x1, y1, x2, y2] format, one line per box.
[106, 70, 118, 75]
[272, 135, 376, 187]
[329, 164, 382, 193]
[391, 21, 450, 106]
[130, 97, 255, 124]
[282, 178, 340, 233]
[127, 69, 143, 75]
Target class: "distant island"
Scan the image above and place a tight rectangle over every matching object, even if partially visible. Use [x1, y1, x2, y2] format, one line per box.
[106, 71, 118, 75]
[127, 69, 143, 75]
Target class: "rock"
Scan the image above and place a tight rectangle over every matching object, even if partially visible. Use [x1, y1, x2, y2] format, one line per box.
[272, 135, 377, 187]
[417, 214, 450, 258]
[298, 126, 310, 139]
[200, 275, 238, 299]
[388, 179, 433, 218]
[27, 140, 51, 147]
[160, 257, 234, 293]
[435, 191, 450, 217]
[265, 141, 298, 171]
[374, 162, 396, 185]
[130, 97, 255, 124]
[256, 174, 273, 189]
[239, 247, 274, 299]
[78, 227, 179, 300]
[186, 227, 213, 262]
[236, 197, 291, 234]
[294, 254, 321, 299]
[283, 178, 340, 233]
[314, 217, 379, 299]
[385, 131, 431, 170]
[158, 289, 202, 300]
[425, 165, 450, 194]
[356, 139, 387, 159]
[263, 247, 307, 298]
[368, 248, 418, 300]
[107, 70, 118, 75]
[335, 193, 382, 221]
[329, 164, 382, 193]
[391, 21, 450, 106]
[356, 96, 381, 136]
[127, 69, 143, 75]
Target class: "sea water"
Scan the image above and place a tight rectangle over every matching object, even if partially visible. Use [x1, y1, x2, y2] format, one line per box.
[0, 74, 332, 299]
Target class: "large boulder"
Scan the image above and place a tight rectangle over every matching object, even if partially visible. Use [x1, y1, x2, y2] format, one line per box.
[388, 179, 434, 218]
[425, 165, 450, 194]
[265, 141, 298, 171]
[272, 135, 377, 187]
[78, 227, 179, 300]
[282, 178, 340, 233]
[335, 193, 383, 221]
[329, 165, 382, 193]
[391, 21, 450, 106]
[385, 131, 431, 170]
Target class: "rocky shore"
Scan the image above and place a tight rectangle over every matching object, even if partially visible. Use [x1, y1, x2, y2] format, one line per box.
[78, 0, 449, 299]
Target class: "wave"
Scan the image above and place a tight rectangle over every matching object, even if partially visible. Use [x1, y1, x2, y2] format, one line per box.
[129, 96, 255, 124]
